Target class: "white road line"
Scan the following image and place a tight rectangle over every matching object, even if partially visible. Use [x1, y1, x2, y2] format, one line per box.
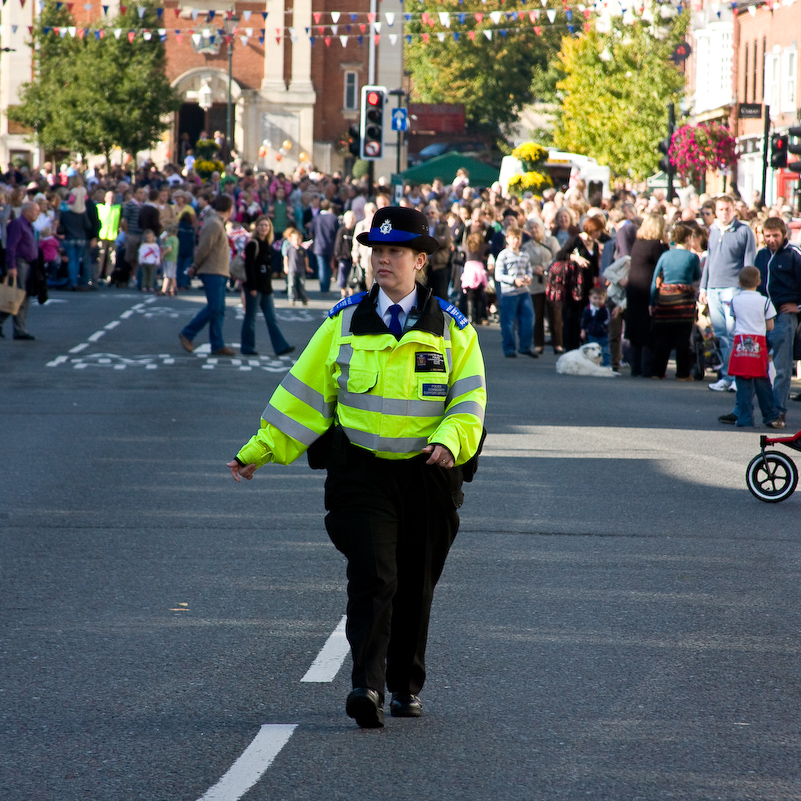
[104, 320, 120, 330]
[301, 615, 349, 683]
[45, 355, 68, 367]
[87, 330, 106, 342]
[69, 343, 89, 354]
[195, 724, 297, 801]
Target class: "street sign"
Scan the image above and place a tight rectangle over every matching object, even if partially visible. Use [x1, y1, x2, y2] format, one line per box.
[739, 103, 763, 119]
[391, 108, 408, 132]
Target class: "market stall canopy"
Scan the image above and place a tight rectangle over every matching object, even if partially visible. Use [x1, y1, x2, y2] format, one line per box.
[400, 153, 500, 186]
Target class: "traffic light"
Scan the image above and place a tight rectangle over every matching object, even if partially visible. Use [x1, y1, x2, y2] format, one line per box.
[347, 124, 361, 158]
[771, 133, 788, 169]
[360, 85, 386, 161]
[787, 126, 801, 173]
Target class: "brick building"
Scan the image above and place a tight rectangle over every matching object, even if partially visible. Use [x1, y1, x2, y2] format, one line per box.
[0, 0, 404, 177]
[733, 0, 801, 204]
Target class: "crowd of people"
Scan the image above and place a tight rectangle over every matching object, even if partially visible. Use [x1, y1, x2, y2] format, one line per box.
[1, 151, 799, 431]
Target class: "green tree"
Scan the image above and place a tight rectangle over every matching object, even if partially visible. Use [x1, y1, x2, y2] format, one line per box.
[8, 1, 180, 164]
[405, 0, 563, 136]
[549, 8, 687, 178]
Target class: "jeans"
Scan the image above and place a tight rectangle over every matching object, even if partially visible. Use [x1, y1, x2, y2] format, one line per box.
[177, 254, 193, 288]
[732, 375, 779, 426]
[706, 287, 736, 381]
[587, 334, 611, 367]
[241, 291, 291, 355]
[64, 241, 87, 288]
[181, 273, 227, 351]
[767, 311, 798, 414]
[315, 253, 332, 293]
[500, 292, 534, 355]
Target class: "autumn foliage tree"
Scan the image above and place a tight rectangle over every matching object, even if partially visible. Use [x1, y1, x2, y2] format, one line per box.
[549, 6, 687, 178]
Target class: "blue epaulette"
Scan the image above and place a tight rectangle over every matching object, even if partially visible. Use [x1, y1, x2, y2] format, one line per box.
[437, 297, 469, 330]
[328, 291, 368, 318]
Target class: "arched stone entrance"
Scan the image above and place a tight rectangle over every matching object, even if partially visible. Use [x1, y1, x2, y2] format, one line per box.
[172, 69, 244, 165]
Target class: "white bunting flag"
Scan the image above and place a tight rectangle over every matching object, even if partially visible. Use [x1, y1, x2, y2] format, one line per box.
[388, 33, 397, 44]
[489, 11, 502, 23]
[385, 12, 395, 25]
[191, 32, 201, 46]
[483, 29, 492, 39]
[437, 31, 446, 41]
[240, 35, 248, 45]
[439, 12, 450, 26]
[331, 11, 340, 22]
[547, 8, 557, 22]
[373, 21, 381, 32]
[242, 10, 251, 21]
[137, 5, 145, 18]
[330, 24, 337, 33]
[339, 34, 348, 46]
[113, 27, 122, 38]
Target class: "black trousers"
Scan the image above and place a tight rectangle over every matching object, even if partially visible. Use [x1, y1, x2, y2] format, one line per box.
[324, 444, 462, 697]
[651, 320, 694, 378]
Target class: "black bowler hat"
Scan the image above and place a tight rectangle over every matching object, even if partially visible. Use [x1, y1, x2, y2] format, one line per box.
[355, 206, 440, 255]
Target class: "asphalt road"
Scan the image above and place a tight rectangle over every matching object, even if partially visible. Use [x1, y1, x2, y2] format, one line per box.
[3, 284, 801, 801]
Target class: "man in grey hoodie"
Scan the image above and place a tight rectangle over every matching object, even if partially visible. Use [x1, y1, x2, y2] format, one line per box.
[699, 195, 756, 391]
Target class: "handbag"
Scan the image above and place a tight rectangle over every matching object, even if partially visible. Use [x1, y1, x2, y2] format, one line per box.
[546, 260, 568, 303]
[0, 275, 26, 316]
[229, 253, 246, 282]
[653, 283, 696, 322]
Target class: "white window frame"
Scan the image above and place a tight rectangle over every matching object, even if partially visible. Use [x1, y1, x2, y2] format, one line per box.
[781, 47, 797, 113]
[343, 71, 359, 112]
[766, 51, 781, 112]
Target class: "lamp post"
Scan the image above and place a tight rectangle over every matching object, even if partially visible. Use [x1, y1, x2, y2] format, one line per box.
[197, 80, 213, 135]
[223, 14, 239, 160]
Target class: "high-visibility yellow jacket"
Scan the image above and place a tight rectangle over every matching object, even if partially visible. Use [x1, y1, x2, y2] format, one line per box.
[236, 285, 486, 468]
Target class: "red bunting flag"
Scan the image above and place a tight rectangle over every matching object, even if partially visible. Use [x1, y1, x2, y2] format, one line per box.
[421, 12, 429, 23]
[422, 32, 429, 42]
[534, 25, 542, 34]
[584, 8, 591, 18]
[374, 34, 379, 44]
[359, 23, 366, 32]
[313, 12, 321, 23]
[324, 35, 331, 45]
[119, 4, 126, 13]
[128, 30, 135, 41]
[475, 12, 483, 22]
[176, 32, 182, 42]
[367, 12, 375, 22]
[174, 8, 179, 16]
[468, 29, 475, 40]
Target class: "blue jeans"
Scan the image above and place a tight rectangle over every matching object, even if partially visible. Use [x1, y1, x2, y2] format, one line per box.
[177, 255, 193, 288]
[768, 311, 798, 414]
[500, 292, 534, 355]
[706, 287, 736, 381]
[64, 241, 87, 288]
[733, 375, 779, 426]
[315, 253, 332, 293]
[181, 273, 227, 351]
[588, 334, 611, 367]
[241, 291, 291, 355]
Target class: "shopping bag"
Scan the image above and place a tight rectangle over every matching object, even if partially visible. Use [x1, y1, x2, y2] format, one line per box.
[0, 275, 26, 316]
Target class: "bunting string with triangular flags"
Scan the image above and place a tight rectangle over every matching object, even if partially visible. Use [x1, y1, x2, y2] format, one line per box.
[0, 0, 702, 48]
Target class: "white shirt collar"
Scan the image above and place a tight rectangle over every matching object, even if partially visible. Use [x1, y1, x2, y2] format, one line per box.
[377, 286, 418, 330]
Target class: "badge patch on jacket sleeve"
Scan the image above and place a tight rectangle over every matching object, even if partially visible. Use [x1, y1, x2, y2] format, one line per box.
[415, 351, 447, 372]
[421, 382, 448, 398]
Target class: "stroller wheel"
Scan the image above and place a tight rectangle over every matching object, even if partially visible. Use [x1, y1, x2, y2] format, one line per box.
[746, 451, 798, 502]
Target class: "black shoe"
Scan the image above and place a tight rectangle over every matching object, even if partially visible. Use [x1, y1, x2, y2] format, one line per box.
[718, 413, 738, 425]
[519, 350, 539, 358]
[277, 346, 295, 357]
[13, 332, 35, 340]
[390, 693, 423, 718]
[504, 352, 517, 358]
[241, 350, 259, 356]
[346, 688, 384, 729]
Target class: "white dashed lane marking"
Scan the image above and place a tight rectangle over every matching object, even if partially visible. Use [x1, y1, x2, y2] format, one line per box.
[301, 616, 349, 683]
[195, 725, 297, 801]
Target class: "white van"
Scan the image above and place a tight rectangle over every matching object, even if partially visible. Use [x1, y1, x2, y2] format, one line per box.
[500, 148, 611, 199]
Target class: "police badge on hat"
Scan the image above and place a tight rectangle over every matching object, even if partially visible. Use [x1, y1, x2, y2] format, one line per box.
[356, 207, 440, 255]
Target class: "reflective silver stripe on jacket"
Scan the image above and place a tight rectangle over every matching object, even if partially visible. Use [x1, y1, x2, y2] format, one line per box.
[263, 404, 321, 446]
[339, 391, 445, 418]
[343, 428, 430, 453]
[446, 374, 486, 404]
[445, 400, 485, 423]
[443, 320, 453, 371]
[273, 372, 336, 419]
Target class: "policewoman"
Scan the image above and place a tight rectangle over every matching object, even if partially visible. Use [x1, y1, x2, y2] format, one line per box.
[227, 207, 486, 729]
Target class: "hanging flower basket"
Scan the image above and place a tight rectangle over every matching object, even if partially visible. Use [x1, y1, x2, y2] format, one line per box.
[509, 141, 553, 195]
[669, 122, 738, 187]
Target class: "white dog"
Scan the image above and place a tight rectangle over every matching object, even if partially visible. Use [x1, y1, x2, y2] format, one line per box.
[555, 343, 619, 377]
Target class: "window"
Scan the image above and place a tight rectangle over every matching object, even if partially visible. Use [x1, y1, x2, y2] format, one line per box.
[744, 42, 749, 102]
[766, 51, 781, 110]
[781, 48, 797, 112]
[753, 39, 758, 102]
[344, 71, 358, 111]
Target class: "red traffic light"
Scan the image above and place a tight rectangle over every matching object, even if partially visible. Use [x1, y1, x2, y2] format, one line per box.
[366, 90, 381, 106]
